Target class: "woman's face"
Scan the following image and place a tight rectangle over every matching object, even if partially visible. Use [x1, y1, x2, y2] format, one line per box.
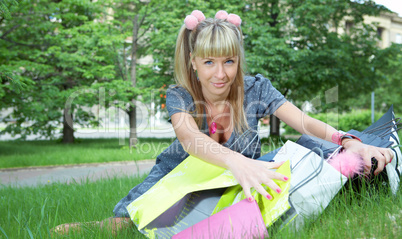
[192, 56, 238, 100]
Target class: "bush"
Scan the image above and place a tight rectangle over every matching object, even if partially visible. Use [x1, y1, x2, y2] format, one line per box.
[283, 110, 383, 135]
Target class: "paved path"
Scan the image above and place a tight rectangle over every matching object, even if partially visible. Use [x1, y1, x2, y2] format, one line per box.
[0, 126, 277, 188]
[0, 160, 156, 188]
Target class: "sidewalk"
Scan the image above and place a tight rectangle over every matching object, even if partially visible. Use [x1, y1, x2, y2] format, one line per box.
[0, 160, 156, 188]
[0, 126, 277, 188]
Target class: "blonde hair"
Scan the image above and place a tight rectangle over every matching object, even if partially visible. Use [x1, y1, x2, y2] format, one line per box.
[174, 17, 248, 133]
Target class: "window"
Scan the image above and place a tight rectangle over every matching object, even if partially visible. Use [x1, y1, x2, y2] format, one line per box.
[377, 27, 384, 39]
[396, 33, 402, 44]
[345, 21, 354, 34]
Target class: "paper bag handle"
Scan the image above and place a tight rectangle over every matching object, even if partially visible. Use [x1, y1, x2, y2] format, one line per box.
[289, 147, 324, 195]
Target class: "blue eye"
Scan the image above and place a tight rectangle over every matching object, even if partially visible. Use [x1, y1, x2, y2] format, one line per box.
[204, 61, 213, 65]
[226, 60, 234, 64]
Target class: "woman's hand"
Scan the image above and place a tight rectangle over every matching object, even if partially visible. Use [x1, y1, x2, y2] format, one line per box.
[343, 139, 394, 176]
[225, 155, 289, 201]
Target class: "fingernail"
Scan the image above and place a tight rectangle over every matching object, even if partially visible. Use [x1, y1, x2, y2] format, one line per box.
[390, 157, 393, 163]
[266, 195, 272, 200]
[276, 188, 282, 193]
[248, 197, 254, 202]
[284, 176, 289, 181]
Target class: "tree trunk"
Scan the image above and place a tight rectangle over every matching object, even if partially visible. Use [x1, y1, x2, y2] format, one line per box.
[62, 111, 74, 143]
[128, 100, 137, 147]
[270, 114, 280, 137]
[129, 15, 139, 148]
[62, 76, 75, 144]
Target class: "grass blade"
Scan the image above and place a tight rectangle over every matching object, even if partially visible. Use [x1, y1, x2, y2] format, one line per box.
[0, 225, 9, 239]
[26, 226, 34, 239]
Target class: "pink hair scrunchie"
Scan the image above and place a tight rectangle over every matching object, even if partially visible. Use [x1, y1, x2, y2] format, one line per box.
[184, 10, 206, 30]
[184, 10, 242, 30]
[191, 10, 205, 22]
[215, 10, 242, 27]
[227, 13, 241, 27]
[215, 10, 228, 20]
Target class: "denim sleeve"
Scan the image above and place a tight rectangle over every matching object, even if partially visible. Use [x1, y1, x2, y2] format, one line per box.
[166, 86, 196, 119]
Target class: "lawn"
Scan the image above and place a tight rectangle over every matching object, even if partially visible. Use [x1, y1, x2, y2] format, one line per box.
[1, 134, 401, 238]
[0, 137, 282, 169]
[0, 138, 175, 169]
[0, 173, 401, 238]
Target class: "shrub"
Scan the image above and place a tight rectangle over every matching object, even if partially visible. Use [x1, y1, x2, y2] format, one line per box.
[283, 110, 383, 135]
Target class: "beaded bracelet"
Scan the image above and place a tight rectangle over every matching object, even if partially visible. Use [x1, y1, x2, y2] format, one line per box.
[331, 130, 362, 146]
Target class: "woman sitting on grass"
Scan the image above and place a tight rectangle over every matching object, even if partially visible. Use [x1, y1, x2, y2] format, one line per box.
[54, 10, 394, 235]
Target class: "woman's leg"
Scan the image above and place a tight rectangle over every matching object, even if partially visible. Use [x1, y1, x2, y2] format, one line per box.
[100, 217, 134, 234]
[51, 217, 134, 235]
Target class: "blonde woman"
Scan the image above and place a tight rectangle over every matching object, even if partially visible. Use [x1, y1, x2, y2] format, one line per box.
[54, 10, 393, 235]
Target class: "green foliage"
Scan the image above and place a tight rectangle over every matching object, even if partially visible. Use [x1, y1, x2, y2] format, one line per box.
[348, 44, 402, 114]
[0, 0, 119, 140]
[284, 110, 384, 135]
[0, 0, 18, 19]
[242, 0, 389, 111]
[1, 0, 399, 141]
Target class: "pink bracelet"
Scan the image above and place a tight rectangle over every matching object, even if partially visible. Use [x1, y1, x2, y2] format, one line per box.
[331, 131, 362, 146]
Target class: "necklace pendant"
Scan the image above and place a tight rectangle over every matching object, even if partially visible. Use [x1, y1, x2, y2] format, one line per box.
[210, 122, 217, 135]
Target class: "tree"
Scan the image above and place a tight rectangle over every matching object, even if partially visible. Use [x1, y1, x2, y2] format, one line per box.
[102, 0, 176, 147]
[241, 0, 390, 134]
[347, 43, 402, 114]
[0, 0, 191, 143]
[0, 0, 117, 143]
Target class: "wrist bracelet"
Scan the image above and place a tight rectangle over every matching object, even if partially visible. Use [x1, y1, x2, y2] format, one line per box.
[331, 130, 362, 146]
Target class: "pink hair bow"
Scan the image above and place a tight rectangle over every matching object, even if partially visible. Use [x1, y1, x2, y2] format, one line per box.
[215, 10, 242, 27]
[184, 10, 206, 30]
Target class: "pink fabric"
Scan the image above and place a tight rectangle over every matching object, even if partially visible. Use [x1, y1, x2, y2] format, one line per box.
[172, 199, 268, 239]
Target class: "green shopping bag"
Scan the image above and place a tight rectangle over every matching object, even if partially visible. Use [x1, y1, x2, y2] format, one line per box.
[126, 155, 291, 238]
[212, 160, 292, 227]
[126, 155, 238, 230]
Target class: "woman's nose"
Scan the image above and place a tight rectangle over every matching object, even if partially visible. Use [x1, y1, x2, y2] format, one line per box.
[215, 64, 226, 80]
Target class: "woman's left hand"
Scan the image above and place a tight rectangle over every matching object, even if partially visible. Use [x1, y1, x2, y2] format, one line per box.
[343, 139, 394, 176]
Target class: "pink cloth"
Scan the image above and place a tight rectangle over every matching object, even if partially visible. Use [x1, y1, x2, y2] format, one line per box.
[172, 199, 268, 239]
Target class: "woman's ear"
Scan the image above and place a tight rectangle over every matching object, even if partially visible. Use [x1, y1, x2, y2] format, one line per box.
[190, 52, 196, 71]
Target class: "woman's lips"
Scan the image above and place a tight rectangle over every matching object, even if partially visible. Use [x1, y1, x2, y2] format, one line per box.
[212, 82, 226, 88]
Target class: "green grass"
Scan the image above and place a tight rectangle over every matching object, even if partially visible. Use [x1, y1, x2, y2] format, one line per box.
[0, 174, 149, 239]
[0, 136, 285, 169]
[0, 138, 174, 169]
[1, 174, 401, 238]
[270, 180, 402, 238]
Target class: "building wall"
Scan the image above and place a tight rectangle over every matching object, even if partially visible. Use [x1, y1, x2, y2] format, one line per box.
[364, 12, 402, 48]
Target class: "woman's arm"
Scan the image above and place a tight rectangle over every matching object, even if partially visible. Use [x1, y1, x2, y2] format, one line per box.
[274, 101, 393, 175]
[171, 112, 288, 201]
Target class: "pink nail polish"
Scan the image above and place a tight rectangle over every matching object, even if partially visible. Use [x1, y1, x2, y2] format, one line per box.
[276, 188, 282, 193]
[390, 157, 393, 163]
[266, 195, 272, 200]
[284, 176, 289, 181]
[248, 197, 254, 202]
